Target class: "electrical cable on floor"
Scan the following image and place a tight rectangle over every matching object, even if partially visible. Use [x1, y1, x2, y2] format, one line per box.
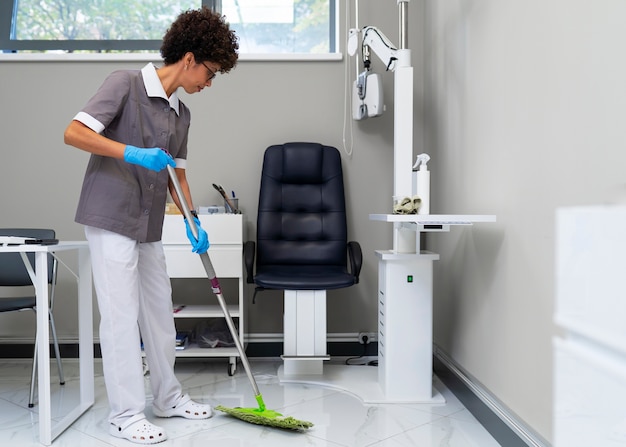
[345, 335, 378, 366]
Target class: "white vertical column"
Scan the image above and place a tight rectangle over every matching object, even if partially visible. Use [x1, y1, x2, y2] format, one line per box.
[393, 49, 415, 253]
[283, 290, 327, 375]
[393, 50, 413, 199]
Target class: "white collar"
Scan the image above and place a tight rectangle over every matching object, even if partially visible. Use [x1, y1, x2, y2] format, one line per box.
[141, 63, 180, 116]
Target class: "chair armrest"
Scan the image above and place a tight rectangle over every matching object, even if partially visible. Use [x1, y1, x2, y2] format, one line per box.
[347, 241, 363, 284]
[243, 241, 256, 284]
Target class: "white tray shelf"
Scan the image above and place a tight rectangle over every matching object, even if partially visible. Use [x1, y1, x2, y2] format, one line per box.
[174, 345, 239, 358]
[173, 304, 240, 319]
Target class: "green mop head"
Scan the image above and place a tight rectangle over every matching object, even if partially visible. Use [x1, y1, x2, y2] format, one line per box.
[215, 405, 313, 430]
[215, 396, 313, 431]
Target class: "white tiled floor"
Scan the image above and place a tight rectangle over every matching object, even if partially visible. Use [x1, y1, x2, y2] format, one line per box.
[0, 357, 501, 446]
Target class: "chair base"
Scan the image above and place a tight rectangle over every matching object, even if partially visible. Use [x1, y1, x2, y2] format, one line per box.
[283, 290, 328, 375]
[281, 355, 330, 376]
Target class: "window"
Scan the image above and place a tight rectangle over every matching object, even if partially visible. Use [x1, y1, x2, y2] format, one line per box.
[0, 0, 337, 54]
[223, 0, 336, 54]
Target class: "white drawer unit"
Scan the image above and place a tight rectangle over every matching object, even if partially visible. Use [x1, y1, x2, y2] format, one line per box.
[162, 214, 244, 375]
[556, 205, 626, 352]
[554, 338, 626, 447]
[554, 205, 626, 445]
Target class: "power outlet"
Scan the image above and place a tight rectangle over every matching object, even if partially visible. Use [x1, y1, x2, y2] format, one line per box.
[358, 332, 377, 344]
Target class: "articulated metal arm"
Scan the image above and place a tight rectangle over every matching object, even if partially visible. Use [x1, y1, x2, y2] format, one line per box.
[361, 26, 399, 71]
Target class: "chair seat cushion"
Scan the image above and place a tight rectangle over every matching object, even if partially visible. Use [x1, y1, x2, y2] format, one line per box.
[254, 265, 356, 290]
[0, 297, 36, 313]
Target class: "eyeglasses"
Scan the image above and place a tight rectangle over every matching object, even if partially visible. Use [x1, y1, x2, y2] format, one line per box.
[201, 62, 217, 82]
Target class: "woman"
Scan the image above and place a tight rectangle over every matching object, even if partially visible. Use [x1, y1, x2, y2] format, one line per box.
[64, 7, 238, 444]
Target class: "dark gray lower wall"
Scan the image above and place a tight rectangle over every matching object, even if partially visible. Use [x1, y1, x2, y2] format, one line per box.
[0, 341, 377, 360]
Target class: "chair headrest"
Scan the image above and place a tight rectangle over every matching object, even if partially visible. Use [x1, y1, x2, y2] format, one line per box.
[268, 142, 333, 184]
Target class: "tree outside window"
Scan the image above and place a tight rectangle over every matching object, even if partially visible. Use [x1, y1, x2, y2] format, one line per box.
[1, 0, 336, 54]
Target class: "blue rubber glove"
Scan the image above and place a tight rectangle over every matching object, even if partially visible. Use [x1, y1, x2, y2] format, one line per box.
[184, 217, 210, 254]
[123, 145, 176, 172]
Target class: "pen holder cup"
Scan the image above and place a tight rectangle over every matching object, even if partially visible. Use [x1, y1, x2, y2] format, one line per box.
[224, 198, 239, 214]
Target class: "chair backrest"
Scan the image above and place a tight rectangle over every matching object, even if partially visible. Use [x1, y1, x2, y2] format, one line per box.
[0, 228, 56, 287]
[256, 142, 347, 268]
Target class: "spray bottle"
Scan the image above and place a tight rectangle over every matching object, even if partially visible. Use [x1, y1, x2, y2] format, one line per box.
[412, 153, 430, 215]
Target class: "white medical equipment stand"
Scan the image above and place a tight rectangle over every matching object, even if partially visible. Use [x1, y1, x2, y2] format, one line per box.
[370, 214, 495, 403]
[279, 0, 495, 403]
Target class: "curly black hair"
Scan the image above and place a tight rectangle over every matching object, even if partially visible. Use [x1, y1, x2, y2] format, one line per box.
[160, 7, 239, 73]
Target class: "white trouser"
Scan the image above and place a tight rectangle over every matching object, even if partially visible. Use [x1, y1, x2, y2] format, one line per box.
[85, 226, 182, 426]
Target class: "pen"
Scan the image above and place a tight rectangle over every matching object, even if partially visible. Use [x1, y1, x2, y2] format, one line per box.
[213, 183, 239, 213]
[231, 190, 236, 198]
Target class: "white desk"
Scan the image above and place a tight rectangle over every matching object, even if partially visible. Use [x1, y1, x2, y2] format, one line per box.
[0, 242, 93, 445]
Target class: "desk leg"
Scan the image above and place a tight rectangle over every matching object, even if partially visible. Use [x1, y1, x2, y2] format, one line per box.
[34, 252, 52, 446]
[28, 248, 94, 446]
[78, 248, 94, 412]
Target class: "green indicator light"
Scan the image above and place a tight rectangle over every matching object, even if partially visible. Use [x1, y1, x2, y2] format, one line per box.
[407, 275, 413, 283]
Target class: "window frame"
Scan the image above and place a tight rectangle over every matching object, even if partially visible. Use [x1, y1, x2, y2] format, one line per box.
[0, 0, 337, 55]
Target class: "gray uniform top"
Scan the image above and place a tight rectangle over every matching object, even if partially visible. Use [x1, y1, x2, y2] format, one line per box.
[73, 63, 191, 243]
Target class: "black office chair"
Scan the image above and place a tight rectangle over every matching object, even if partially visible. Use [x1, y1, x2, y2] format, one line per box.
[244, 142, 362, 375]
[0, 228, 65, 407]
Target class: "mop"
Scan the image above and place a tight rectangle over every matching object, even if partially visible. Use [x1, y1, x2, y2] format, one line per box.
[166, 166, 314, 431]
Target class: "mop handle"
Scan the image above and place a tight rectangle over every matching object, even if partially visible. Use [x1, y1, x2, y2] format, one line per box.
[166, 166, 262, 398]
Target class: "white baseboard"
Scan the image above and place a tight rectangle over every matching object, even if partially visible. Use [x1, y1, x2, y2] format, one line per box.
[244, 332, 365, 343]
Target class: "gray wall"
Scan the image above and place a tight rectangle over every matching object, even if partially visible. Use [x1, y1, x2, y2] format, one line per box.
[3, 0, 622, 444]
[424, 0, 626, 443]
[0, 4, 406, 340]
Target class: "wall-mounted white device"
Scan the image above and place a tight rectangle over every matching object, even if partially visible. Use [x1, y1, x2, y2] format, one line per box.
[352, 70, 384, 120]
